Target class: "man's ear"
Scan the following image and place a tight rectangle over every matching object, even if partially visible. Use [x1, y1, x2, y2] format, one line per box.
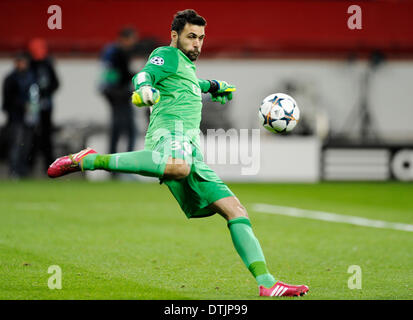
[171, 30, 178, 44]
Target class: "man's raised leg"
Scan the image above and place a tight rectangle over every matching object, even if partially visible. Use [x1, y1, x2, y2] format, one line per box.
[81, 150, 168, 177]
[48, 147, 190, 180]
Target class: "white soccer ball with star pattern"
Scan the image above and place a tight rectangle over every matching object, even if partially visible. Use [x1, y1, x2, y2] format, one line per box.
[258, 93, 300, 133]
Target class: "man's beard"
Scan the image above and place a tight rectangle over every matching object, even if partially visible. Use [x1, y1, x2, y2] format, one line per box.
[177, 38, 200, 61]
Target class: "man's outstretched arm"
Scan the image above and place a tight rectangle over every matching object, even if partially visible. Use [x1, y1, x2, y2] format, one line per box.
[198, 79, 236, 104]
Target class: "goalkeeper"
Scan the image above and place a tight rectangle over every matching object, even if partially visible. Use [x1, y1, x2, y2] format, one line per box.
[47, 9, 308, 297]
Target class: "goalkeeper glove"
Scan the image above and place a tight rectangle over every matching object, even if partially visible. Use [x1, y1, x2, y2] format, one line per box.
[131, 85, 160, 107]
[209, 80, 236, 105]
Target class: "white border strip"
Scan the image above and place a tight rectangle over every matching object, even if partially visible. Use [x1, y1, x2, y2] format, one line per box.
[251, 203, 413, 232]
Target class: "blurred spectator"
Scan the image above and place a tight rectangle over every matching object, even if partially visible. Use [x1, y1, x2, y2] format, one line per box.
[133, 31, 159, 58]
[28, 38, 60, 172]
[2, 52, 38, 178]
[279, 80, 329, 140]
[99, 27, 138, 155]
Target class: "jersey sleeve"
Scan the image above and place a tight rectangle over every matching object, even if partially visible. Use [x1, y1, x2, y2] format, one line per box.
[198, 79, 211, 93]
[132, 47, 179, 90]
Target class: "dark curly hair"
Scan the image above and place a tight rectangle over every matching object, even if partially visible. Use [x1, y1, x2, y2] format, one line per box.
[171, 9, 206, 34]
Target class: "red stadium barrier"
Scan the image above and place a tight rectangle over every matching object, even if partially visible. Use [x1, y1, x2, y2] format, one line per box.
[0, 0, 413, 56]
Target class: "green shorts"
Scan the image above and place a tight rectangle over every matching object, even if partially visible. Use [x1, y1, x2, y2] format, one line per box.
[152, 132, 234, 219]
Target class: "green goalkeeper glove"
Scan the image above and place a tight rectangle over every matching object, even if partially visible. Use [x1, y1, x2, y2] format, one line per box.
[131, 85, 160, 107]
[209, 80, 236, 105]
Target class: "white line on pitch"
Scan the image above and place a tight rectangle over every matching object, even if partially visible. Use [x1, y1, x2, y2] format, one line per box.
[251, 203, 413, 232]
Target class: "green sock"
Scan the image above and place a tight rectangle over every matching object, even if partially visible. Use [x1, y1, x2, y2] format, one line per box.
[228, 217, 276, 288]
[81, 150, 169, 178]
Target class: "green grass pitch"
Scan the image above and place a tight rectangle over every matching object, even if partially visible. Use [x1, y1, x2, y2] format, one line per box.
[0, 180, 412, 300]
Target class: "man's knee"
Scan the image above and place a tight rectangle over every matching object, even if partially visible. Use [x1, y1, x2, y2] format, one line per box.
[172, 163, 190, 179]
[209, 196, 249, 221]
[164, 158, 190, 180]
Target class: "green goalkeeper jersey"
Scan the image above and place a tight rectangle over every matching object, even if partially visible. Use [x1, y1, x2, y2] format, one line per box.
[132, 46, 210, 150]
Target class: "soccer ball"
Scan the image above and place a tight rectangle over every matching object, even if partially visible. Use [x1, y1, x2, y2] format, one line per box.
[258, 93, 300, 133]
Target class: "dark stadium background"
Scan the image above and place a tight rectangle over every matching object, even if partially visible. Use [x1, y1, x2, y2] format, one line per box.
[1, 0, 412, 56]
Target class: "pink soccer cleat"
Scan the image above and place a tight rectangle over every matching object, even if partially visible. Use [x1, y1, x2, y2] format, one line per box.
[259, 281, 309, 297]
[47, 147, 97, 178]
